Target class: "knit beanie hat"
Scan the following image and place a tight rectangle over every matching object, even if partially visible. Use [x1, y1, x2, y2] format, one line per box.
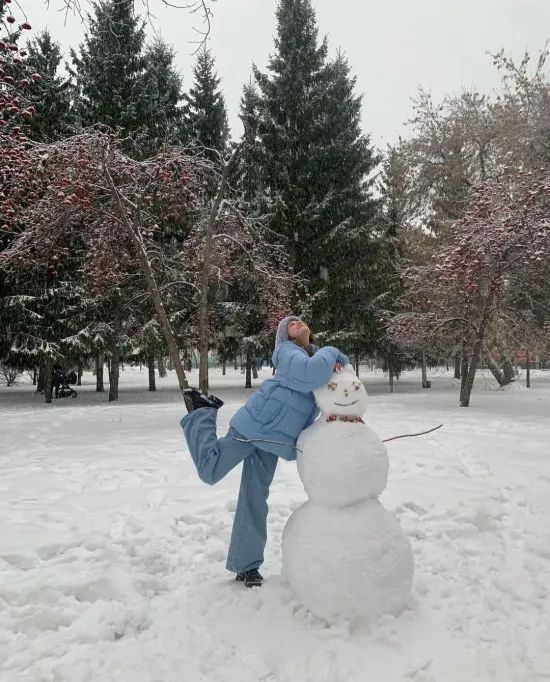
[275, 315, 301, 348]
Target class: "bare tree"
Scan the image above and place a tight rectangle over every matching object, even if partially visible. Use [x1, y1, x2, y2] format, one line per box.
[392, 172, 550, 407]
[0, 364, 20, 387]
[47, 0, 215, 49]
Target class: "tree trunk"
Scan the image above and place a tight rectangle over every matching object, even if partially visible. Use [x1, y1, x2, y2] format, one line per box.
[234, 356, 238, 371]
[148, 352, 156, 391]
[103, 155, 189, 397]
[32, 367, 37, 386]
[526, 354, 531, 388]
[157, 354, 167, 378]
[252, 361, 258, 380]
[109, 355, 120, 402]
[36, 362, 45, 393]
[77, 363, 83, 386]
[459, 345, 470, 401]
[354, 355, 360, 376]
[485, 348, 515, 388]
[44, 357, 53, 404]
[199, 345, 209, 393]
[389, 366, 394, 394]
[454, 352, 461, 379]
[96, 352, 104, 392]
[460, 339, 484, 407]
[222, 360, 226, 376]
[501, 357, 516, 386]
[108, 322, 120, 402]
[421, 351, 430, 388]
[245, 351, 252, 389]
[485, 350, 505, 386]
[459, 290, 495, 408]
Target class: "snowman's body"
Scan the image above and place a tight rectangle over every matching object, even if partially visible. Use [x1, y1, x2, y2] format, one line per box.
[282, 366, 414, 623]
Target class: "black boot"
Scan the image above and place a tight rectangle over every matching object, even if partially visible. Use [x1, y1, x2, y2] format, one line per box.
[183, 387, 224, 413]
[235, 568, 263, 588]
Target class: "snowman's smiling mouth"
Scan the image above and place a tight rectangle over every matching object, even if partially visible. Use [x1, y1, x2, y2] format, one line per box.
[334, 400, 359, 407]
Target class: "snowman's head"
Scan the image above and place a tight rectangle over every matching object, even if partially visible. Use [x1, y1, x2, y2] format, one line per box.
[314, 364, 368, 417]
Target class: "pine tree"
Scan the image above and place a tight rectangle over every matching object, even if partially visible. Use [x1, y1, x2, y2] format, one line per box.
[254, 0, 379, 337]
[69, 0, 148, 154]
[373, 145, 411, 390]
[25, 29, 73, 141]
[313, 52, 379, 335]
[254, 0, 327, 275]
[184, 48, 229, 159]
[140, 38, 187, 155]
[232, 81, 263, 209]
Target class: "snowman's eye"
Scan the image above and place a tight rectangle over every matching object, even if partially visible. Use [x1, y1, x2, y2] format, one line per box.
[353, 382, 361, 391]
[327, 381, 337, 391]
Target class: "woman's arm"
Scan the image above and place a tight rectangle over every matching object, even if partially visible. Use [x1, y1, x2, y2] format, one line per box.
[279, 344, 346, 393]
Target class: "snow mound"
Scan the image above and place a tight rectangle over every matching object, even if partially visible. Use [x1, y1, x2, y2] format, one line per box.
[498, 381, 528, 392]
[282, 499, 414, 623]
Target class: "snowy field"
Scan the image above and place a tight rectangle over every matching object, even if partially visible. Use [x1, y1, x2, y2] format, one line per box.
[1, 366, 550, 682]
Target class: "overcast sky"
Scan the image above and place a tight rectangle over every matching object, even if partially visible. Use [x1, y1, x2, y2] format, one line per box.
[27, 0, 550, 147]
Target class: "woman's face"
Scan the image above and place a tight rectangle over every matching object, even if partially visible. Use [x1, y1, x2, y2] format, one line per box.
[287, 319, 311, 345]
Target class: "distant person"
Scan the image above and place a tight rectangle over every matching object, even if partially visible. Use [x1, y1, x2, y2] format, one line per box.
[51, 366, 63, 399]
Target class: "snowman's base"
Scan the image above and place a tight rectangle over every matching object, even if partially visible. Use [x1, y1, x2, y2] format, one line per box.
[282, 498, 414, 623]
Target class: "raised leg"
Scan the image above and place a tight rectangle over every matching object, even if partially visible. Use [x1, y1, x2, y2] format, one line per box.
[180, 408, 256, 484]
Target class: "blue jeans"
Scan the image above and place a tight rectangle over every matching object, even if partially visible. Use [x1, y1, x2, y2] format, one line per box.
[180, 408, 278, 573]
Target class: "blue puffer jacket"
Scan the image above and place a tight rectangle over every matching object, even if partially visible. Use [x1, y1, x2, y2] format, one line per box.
[230, 342, 349, 461]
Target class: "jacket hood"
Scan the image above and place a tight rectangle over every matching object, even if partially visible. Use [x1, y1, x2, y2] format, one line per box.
[274, 316, 301, 350]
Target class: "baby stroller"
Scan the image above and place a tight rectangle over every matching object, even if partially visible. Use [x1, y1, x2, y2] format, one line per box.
[58, 381, 78, 398]
[52, 368, 78, 399]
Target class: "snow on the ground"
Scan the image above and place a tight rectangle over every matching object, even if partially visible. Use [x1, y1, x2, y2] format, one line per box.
[1, 366, 550, 682]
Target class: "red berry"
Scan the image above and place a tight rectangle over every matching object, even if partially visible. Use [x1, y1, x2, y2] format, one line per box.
[6, 16, 15, 24]
[31, 73, 41, 82]
[21, 22, 31, 30]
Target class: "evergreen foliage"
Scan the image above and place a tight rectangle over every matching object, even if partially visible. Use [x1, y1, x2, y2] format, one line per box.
[231, 81, 263, 210]
[184, 48, 229, 159]
[252, 0, 379, 339]
[25, 29, 73, 141]
[70, 0, 147, 139]
[140, 39, 187, 154]
[70, 0, 186, 158]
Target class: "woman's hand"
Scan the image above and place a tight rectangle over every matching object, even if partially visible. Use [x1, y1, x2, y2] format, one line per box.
[335, 362, 343, 372]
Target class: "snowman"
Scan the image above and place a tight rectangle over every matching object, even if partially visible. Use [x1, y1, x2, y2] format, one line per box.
[282, 365, 414, 623]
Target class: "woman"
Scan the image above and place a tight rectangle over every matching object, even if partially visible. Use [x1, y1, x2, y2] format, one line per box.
[180, 316, 349, 587]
